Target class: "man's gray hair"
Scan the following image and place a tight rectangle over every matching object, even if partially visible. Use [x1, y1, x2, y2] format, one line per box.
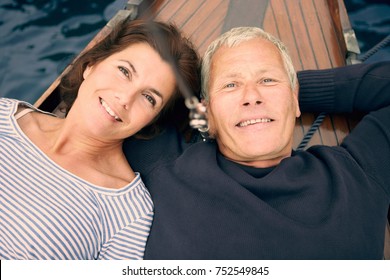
[201, 26, 297, 101]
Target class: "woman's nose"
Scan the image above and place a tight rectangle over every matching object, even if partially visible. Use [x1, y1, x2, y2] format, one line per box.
[115, 89, 134, 110]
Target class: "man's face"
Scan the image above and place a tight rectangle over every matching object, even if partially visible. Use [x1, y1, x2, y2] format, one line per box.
[207, 38, 300, 168]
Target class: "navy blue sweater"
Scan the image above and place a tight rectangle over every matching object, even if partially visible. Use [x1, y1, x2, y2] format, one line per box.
[124, 62, 390, 259]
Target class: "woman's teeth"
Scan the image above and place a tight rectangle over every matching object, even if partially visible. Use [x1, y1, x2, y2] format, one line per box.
[100, 98, 122, 122]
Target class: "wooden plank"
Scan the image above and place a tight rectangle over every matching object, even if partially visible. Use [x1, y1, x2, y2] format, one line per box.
[301, 0, 334, 69]
[314, 0, 346, 67]
[163, 0, 207, 28]
[262, 2, 278, 35]
[189, 1, 228, 55]
[285, 0, 319, 70]
[268, 0, 304, 70]
[180, 0, 223, 39]
[221, 0, 268, 32]
[154, 0, 187, 22]
[197, 21, 226, 56]
[154, 0, 229, 56]
[298, 113, 324, 147]
[326, 0, 349, 57]
[319, 116, 339, 146]
[293, 116, 306, 148]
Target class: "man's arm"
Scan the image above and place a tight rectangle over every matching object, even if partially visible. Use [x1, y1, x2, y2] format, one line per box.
[298, 61, 390, 198]
[298, 61, 390, 113]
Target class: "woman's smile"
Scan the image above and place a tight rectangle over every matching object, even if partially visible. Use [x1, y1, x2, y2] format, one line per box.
[99, 97, 122, 122]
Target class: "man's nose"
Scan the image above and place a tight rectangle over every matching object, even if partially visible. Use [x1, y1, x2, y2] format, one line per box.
[242, 84, 262, 106]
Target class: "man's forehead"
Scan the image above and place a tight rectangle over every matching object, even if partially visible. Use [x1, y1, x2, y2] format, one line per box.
[212, 62, 284, 79]
[211, 45, 285, 75]
[213, 40, 279, 64]
[216, 37, 274, 53]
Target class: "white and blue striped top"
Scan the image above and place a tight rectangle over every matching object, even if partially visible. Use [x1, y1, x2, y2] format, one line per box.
[0, 98, 154, 259]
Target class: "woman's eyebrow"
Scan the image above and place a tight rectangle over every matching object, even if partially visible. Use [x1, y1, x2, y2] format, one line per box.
[120, 59, 137, 76]
[119, 59, 163, 101]
[149, 88, 163, 100]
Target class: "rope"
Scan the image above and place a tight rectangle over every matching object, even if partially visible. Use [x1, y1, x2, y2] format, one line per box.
[358, 34, 390, 62]
[296, 112, 327, 151]
[297, 35, 390, 150]
[297, 35, 390, 151]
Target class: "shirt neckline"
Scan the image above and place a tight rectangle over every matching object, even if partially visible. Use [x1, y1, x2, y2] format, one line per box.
[8, 99, 138, 194]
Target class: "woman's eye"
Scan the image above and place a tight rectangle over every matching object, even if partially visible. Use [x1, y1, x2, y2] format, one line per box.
[143, 93, 156, 107]
[118, 66, 130, 78]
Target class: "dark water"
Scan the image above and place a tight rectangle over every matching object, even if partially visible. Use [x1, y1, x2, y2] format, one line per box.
[0, 0, 389, 104]
[0, 0, 125, 104]
[344, 0, 390, 63]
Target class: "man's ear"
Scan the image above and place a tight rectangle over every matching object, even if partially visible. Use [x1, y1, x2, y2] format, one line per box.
[293, 84, 301, 118]
[200, 99, 208, 116]
[200, 99, 211, 126]
[201, 98, 216, 138]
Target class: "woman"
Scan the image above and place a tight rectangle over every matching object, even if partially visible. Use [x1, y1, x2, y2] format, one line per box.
[0, 19, 200, 259]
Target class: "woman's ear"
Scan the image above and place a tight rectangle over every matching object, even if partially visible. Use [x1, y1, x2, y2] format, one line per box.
[83, 65, 93, 79]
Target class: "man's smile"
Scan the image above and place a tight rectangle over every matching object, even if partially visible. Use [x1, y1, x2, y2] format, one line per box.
[236, 118, 273, 127]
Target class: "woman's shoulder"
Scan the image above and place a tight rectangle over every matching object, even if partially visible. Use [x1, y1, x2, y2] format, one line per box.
[0, 97, 25, 112]
[1, 97, 58, 117]
[0, 98, 33, 128]
[0, 97, 51, 120]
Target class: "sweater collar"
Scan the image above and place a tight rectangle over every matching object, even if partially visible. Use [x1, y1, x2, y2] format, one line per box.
[216, 152, 275, 179]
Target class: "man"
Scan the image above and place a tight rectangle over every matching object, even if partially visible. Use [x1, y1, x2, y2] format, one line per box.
[125, 27, 390, 259]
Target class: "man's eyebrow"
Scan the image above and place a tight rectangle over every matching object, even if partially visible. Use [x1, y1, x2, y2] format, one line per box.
[219, 69, 275, 79]
[120, 60, 137, 76]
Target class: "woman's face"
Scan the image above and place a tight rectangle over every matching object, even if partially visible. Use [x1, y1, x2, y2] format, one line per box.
[73, 42, 176, 141]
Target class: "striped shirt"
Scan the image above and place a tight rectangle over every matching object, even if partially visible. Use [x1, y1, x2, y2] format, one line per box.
[0, 98, 154, 259]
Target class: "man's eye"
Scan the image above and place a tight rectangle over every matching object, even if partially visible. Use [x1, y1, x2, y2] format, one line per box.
[262, 78, 275, 83]
[225, 83, 236, 88]
[143, 93, 156, 106]
[118, 66, 130, 78]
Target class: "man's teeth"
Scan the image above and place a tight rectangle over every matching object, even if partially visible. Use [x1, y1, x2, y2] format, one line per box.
[238, 118, 271, 127]
[100, 99, 122, 121]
